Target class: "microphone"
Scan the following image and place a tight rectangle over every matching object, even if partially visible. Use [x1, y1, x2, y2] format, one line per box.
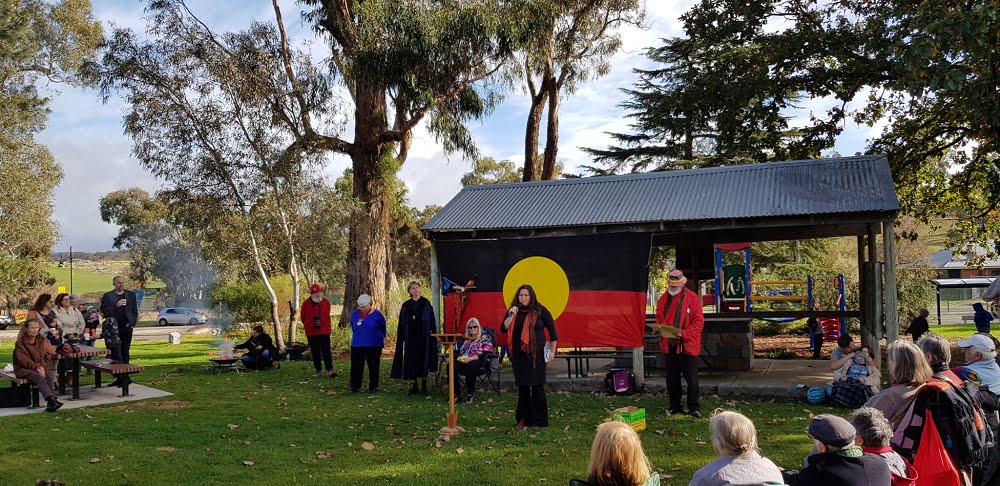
[506, 309, 515, 318]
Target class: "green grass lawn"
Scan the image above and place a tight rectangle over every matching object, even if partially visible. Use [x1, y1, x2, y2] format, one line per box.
[0, 338, 834, 485]
[46, 265, 117, 295]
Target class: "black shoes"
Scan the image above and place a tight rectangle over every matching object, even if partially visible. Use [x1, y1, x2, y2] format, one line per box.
[690, 410, 703, 418]
[44, 397, 63, 413]
[408, 385, 420, 395]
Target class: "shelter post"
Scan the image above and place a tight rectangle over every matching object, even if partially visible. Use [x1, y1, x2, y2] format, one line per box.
[632, 347, 644, 388]
[936, 288, 942, 325]
[883, 221, 898, 342]
[431, 242, 441, 326]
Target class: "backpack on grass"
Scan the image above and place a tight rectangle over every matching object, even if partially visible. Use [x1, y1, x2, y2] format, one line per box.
[604, 368, 636, 396]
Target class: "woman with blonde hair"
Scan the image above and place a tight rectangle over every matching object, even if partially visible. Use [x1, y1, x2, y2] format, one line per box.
[453, 317, 493, 404]
[689, 411, 784, 486]
[864, 340, 933, 428]
[585, 420, 659, 486]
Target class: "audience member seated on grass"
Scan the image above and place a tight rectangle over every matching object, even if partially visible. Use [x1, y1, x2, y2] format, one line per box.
[849, 407, 917, 486]
[688, 411, 784, 486]
[13, 319, 62, 413]
[581, 420, 660, 486]
[830, 343, 880, 408]
[782, 414, 890, 486]
[864, 340, 934, 429]
[234, 325, 278, 370]
[916, 334, 961, 384]
[956, 334, 1000, 394]
[453, 317, 492, 405]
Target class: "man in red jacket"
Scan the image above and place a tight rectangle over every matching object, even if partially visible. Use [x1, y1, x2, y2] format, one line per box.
[657, 269, 705, 417]
[301, 284, 336, 378]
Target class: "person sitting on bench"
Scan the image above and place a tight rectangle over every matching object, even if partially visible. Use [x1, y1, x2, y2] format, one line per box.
[13, 319, 62, 412]
[234, 326, 278, 370]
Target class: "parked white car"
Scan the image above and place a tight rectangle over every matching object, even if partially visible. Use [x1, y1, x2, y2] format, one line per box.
[157, 308, 207, 326]
[0, 314, 12, 330]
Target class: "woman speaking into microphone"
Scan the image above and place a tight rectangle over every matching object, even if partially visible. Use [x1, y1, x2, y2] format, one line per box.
[501, 284, 558, 429]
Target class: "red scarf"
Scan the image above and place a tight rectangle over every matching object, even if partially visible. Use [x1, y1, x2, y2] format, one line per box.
[510, 309, 539, 366]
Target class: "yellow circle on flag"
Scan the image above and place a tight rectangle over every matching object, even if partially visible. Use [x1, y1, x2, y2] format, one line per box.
[502, 256, 570, 319]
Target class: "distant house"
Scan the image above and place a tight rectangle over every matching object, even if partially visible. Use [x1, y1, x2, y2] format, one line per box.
[931, 245, 1000, 279]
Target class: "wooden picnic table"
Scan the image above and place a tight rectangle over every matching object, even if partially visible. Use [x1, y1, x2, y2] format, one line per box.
[58, 344, 109, 400]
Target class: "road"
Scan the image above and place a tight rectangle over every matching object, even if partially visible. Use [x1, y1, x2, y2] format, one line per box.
[0, 324, 206, 342]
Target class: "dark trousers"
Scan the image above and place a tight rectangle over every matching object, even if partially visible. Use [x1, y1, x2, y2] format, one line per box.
[350, 346, 382, 392]
[119, 327, 134, 363]
[516, 385, 548, 427]
[307, 335, 333, 371]
[107, 343, 123, 362]
[812, 332, 824, 359]
[454, 358, 483, 398]
[15, 369, 56, 400]
[665, 352, 700, 413]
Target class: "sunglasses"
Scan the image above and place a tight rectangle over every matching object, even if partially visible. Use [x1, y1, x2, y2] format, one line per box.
[467, 325, 479, 329]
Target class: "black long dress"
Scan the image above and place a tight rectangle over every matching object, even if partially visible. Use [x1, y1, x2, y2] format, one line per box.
[390, 297, 438, 380]
[506, 306, 558, 386]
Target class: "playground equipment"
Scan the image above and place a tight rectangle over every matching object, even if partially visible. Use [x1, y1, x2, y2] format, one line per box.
[712, 243, 847, 338]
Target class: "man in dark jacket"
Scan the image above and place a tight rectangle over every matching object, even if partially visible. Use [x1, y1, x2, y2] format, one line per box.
[783, 414, 891, 486]
[234, 325, 278, 370]
[905, 309, 930, 343]
[100, 276, 139, 363]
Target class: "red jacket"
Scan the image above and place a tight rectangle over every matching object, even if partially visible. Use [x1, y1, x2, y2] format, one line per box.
[656, 288, 704, 356]
[300, 297, 332, 337]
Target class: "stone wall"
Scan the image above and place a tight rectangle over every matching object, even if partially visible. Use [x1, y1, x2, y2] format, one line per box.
[642, 317, 753, 372]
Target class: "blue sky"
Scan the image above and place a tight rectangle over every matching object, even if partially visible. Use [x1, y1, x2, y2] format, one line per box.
[44, 0, 880, 252]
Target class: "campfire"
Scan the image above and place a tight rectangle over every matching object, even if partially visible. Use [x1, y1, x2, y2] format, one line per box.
[208, 339, 239, 366]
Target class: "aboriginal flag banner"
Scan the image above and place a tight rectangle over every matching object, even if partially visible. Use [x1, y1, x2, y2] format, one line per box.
[436, 233, 651, 348]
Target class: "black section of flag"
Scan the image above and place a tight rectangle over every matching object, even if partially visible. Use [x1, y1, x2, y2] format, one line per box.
[435, 233, 651, 292]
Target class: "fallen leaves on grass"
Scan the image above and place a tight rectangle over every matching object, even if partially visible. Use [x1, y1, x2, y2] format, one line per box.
[227, 424, 239, 430]
[243, 460, 254, 466]
[156, 447, 176, 452]
[315, 451, 334, 459]
[456, 448, 464, 454]
[89, 458, 100, 464]
[361, 442, 375, 451]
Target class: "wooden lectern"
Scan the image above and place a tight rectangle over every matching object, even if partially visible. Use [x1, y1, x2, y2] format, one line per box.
[431, 333, 468, 436]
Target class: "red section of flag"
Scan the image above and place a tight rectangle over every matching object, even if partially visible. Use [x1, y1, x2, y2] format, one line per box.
[444, 290, 646, 348]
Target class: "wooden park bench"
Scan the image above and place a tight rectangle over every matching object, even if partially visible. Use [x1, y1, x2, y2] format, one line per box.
[562, 348, 658, 379]
[0, 370, 40, 408]
[81, 360, 144, 397]
[962, 315, 976, 324]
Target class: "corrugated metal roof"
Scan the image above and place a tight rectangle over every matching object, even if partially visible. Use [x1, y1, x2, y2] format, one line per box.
[424, 156, 899, 232]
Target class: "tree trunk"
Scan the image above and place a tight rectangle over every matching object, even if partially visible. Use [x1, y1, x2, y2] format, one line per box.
[288, 253, 300, 344]
[542, 79, 560, 180]
[339, 83, 392, 327]
[247, 225, 286, 352]
[523, 78, 548, 182]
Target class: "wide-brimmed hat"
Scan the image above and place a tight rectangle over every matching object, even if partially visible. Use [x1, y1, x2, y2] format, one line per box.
[667, 269, 688, 288]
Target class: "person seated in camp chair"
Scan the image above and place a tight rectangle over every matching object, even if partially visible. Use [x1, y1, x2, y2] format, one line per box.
[234, 326, 278, 370]
[453, 317, 492, 404]
[574, 420, 660, 486]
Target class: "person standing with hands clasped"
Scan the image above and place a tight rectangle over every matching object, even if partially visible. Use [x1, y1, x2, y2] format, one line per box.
[657, 269, 705, 418]
[100, 276, 138, 363]
[350, 294, 387, 393]
[301, 284, 336, 379]
[501, 284, 558, 429]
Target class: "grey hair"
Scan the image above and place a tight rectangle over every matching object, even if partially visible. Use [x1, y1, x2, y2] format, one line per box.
[356, 294, 372, 306]
[917, 333, 951, 368]
[69, 294, 81, 300]
[464, 317, 481, 339]
[849, 407, 894, 447]
[709, 410, 759, 457]
[887, 339, 933, 385]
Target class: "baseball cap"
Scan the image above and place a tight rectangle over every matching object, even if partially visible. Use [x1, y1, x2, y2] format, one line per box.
[309, 284, 323, 294]
[958, 334, 996, 353]
[808, 414, 856, 448]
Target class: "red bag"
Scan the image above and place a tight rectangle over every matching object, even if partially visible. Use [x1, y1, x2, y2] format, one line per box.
[912, 410, 961, 486]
